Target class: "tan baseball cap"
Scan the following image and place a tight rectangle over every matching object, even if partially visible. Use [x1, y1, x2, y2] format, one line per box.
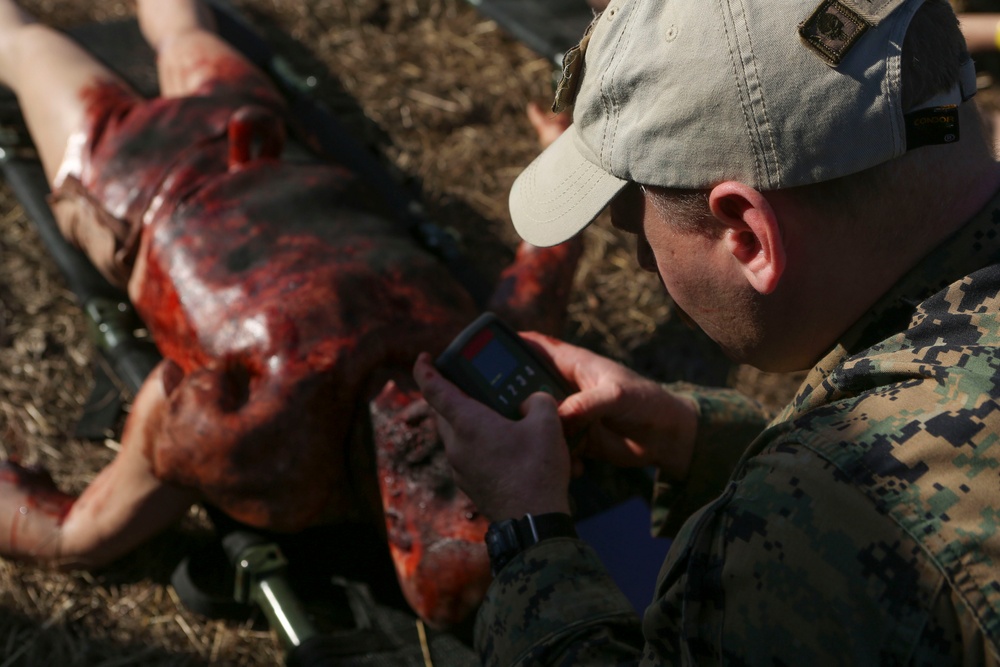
[510, 0, 977, 247]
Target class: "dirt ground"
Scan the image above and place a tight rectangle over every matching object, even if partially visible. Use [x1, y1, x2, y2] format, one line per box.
[0, 0, 811, 664]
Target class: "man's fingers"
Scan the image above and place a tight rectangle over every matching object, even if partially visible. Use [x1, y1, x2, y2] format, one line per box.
[412, 352, 462, 420]
[556, 378, 621, 423]
[518, 331, 596, 384]
[520, 391, 560, 421]
[413, 352, 496, 429]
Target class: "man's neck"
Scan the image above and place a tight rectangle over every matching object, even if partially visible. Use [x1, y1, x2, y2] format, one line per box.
[756, 127, 1000, 372]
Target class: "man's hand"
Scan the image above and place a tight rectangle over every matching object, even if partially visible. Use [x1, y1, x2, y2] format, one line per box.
[415, 333, 701, 520]
[520, 332, 699, 482]
[413, 352, 572, 521]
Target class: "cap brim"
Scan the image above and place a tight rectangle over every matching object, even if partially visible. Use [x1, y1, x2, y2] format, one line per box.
[509, 126, 628, 247]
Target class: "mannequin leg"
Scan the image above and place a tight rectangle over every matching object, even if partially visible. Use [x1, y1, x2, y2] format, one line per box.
[135, 0, 277, 99]
[0, 0, 132, 183]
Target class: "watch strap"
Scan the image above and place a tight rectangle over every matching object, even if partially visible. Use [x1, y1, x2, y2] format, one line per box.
[485, 512, 577, 576]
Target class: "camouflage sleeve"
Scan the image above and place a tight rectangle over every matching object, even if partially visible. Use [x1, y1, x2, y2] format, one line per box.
[473, 537, 644, 666]
[472, 434, 998, 665]
[651, 386, 770, 538]
[640, 439, 1000, 664]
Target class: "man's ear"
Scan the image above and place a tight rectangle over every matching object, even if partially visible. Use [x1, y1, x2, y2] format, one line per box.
[708, 181, 786, 295]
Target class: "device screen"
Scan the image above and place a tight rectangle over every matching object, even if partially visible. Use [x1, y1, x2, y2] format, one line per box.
[435, 312, 569, 419]
[464, 327, 518, 388]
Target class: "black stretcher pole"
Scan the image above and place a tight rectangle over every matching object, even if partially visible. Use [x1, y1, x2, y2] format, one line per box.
[0, 145, 161, 397]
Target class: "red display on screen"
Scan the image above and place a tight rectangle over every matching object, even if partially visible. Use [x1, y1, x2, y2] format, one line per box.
[462, 326, 494, 360]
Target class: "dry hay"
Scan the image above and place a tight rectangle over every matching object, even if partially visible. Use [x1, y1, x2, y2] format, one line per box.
[0, 0, 804, 664]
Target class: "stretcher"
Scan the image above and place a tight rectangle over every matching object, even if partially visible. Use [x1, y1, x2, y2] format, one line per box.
[0, 3, 483, 664]
[0, 2, 663, 662]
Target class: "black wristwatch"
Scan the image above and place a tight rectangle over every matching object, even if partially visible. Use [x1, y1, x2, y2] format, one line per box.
[485, 512, 578, 576]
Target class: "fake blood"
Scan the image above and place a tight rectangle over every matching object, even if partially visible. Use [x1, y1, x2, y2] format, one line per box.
[0, 463, 74, 520]
[370, 381, 491, 627]
[61, 60, 580, 626]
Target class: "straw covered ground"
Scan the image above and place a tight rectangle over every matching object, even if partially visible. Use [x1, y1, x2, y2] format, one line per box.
[0, 0, 813, 664]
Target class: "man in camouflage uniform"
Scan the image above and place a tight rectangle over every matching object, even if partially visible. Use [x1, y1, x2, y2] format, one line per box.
[414, 0, 1000, 663]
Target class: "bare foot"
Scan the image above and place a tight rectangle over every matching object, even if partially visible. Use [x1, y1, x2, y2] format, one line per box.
[0, 0, 37, 88]
[0, 0, 35, 33]
[136, 0, 216, 53]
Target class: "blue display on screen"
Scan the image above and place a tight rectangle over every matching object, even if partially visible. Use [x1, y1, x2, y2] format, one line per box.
[471, 338, 518, 386]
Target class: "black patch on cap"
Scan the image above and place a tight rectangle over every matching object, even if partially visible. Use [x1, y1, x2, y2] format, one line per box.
[799, 0, 870, 66]
[906, 105, 960, 150]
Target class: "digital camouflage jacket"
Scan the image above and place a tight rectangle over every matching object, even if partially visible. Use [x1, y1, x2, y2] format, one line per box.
[475, 190, 1000, 666]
